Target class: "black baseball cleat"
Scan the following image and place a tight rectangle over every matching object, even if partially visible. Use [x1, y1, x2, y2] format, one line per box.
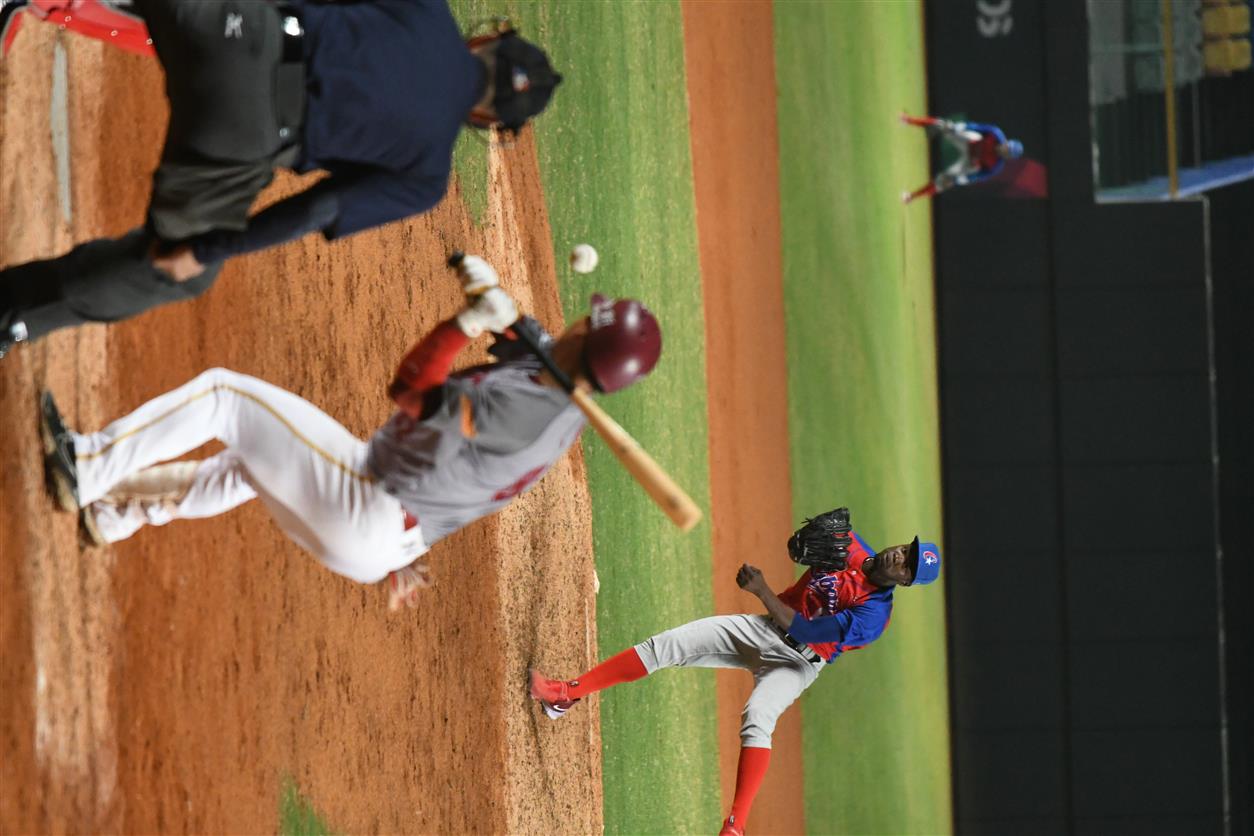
[39, 391, 81, 513]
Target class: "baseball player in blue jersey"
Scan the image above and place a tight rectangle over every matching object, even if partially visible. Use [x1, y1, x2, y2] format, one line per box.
[36, 255, 662, 611]
[529, 508, 942, 836]
[901, 113, 1024, 203]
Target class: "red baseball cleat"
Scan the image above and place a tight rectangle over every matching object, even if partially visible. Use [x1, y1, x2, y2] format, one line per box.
[529, 669, 580, 720]
[720, 814, 745, 836]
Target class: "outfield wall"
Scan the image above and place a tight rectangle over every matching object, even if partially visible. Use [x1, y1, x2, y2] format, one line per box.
[928, 0, 1251, 832]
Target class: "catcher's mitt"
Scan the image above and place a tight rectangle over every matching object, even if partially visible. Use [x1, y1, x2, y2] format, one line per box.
[787, 507, 852, 573]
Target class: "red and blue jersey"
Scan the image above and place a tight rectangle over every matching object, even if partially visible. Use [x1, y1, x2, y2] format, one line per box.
[777, 531, 893, 663]
[963, 122, 1009, 183]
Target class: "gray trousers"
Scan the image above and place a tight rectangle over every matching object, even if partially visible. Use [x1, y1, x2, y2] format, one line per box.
[0, 0, 300, 344]
[634, 615, 825, 749]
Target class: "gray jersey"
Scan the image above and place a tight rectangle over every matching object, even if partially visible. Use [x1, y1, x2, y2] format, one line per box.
[365, 359, 585, 545]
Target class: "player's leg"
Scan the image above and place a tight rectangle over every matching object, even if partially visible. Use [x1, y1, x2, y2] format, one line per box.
[72, 367, 408, 582]
[722, 649, 822, 835]
[0, 228, 222, 353]
[529, 614, 765, 717]
[902, 181, 938, 204]
[85, 454, 256, 544]
[900, 113, 941, 128]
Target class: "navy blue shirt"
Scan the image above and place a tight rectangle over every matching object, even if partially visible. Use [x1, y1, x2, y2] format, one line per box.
[191, 0, 485, 262]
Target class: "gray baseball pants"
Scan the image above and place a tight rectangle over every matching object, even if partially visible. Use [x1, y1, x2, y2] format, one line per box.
[634, 614, 825, 749]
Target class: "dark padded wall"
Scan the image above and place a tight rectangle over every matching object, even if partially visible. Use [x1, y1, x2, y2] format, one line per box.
[927, 1, 1246, 833]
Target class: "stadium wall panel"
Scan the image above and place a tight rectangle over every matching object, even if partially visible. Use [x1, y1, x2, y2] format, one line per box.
[928, 0, 1249, 831]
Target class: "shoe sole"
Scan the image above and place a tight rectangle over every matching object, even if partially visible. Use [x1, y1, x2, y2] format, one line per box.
[38, 392, 79, 513]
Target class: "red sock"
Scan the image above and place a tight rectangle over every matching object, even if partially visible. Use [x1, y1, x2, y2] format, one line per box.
[728, 746, 771, 826]
[567, 648, 647, 699]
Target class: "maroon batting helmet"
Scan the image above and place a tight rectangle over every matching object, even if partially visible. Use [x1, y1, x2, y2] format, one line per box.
[583, 294, 662, 393]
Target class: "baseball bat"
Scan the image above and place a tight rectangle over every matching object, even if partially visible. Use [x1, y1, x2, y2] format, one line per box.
[447, 253, 703, 532]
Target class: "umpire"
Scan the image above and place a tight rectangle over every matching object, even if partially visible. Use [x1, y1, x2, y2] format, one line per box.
[0, 0, 561, 358]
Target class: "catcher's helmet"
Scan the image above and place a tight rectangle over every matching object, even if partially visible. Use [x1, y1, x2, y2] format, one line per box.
[1005, 139, 1024, 159]
[466, 20, 562, 134]
[583, 294, 662, 393]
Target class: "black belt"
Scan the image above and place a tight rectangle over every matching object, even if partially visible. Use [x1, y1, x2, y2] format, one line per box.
[771, 622, 823, 664]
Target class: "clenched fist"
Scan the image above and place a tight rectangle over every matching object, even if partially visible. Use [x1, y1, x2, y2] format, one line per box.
[736, 563, 768, 596]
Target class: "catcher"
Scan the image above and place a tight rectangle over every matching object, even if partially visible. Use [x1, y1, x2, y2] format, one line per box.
[0, 0, 562, 358]
[900, 113, 1023, 203]
[36, 255, 662, 610]
[528, 508, 941, 836]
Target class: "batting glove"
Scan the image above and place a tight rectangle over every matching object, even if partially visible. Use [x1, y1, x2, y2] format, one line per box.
[456, 254, 500, 295]
[456, 287, 518, 338]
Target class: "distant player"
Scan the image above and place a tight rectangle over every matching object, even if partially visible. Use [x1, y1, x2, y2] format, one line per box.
[528, 508, 942, 836]
[900, 113, 1023, 203]
[36, 255, 662, 610]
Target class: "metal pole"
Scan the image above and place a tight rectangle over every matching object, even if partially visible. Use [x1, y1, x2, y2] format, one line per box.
[1163, 0, 1180, 197]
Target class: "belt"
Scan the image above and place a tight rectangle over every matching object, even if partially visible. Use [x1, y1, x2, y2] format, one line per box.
[771, 622, 823, 664]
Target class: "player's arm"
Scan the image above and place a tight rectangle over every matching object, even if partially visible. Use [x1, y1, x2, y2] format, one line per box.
[186, 166, 446, 265]
[736, 564, 797, 630]
[389, 256, 518, 417]
[388, 320, 473, 418]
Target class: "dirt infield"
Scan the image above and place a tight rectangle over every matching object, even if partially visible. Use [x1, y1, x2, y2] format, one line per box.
[682, 2, 804, 832]
[1, 24, 600, 835]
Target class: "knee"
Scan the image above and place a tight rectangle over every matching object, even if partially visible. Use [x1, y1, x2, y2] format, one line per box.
[633, 637, 663, 674]
[739, 708, 778, 750]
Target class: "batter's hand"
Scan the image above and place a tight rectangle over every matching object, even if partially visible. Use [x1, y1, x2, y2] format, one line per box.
[456, 287, 518, 338]
[455, 254, 500, 295]
[150, 243, 205, 283]
[387, 560, 433, 611]
[736, 563, 769, 596]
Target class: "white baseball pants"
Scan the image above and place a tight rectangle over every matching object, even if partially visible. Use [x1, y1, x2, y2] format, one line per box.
[634, 614, 824, 749]
[73, 367, 426, 582]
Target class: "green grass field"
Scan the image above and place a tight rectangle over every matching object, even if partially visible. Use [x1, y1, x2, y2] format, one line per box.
[284, 2, 948, 833]
[455, 2, 718, 832]
[775, 2, 951, 833]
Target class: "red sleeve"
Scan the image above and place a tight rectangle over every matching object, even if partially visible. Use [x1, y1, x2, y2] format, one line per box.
[388, 319, 471, 418]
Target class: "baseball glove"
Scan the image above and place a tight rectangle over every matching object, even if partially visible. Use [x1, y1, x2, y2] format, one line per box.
[787, 507, 853, 573]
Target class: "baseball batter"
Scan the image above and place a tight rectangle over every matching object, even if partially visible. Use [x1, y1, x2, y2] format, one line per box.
[900, 113, 1024, 203]
[528, 508, 942, 836]
[0, 0, 562, 358]
[37, 256, 662, 609]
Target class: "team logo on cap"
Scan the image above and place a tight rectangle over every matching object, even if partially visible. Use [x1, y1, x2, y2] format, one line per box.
[590, 298, 616, 329]
[924, 550, 938, 565]
[512, 68, 531, 92]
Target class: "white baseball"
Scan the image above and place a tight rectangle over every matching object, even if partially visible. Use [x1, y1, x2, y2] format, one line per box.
[569, 243, 599, 274]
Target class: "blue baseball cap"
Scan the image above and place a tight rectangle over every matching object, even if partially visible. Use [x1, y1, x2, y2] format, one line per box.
[907, 537, 942, 586]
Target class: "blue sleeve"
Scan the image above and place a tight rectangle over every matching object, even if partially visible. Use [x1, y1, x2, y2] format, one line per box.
[786, 597, 891, 647]
[319, 164, 450, 240]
